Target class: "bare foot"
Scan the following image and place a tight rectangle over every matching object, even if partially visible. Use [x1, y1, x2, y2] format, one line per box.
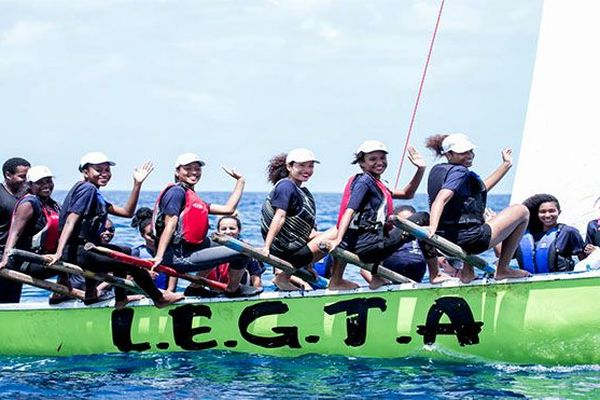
[369, 275, 391, 290]
[114, 294, 146, 309]
[273, 274, 302, 291]
[457, 268, 477, 283]
[328, 279, 360, 290]
[155, 291, 185, 308]
[495, 268, 531, 280]
[430, 273, 458, 284]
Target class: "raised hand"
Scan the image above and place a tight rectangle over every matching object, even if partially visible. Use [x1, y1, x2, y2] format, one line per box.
[501, 148, 513, 166]
[407, 146, 426, 168]
[133, 161, 155, 184]
[221, 166, 244, 181]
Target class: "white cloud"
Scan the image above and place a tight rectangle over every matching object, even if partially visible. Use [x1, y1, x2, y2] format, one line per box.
[150, 87, 236, 122]
[300, 19, 341, 40]
[0, 20, 56, 46]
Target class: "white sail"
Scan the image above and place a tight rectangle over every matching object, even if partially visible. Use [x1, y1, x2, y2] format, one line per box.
[511, 0, 600, 233]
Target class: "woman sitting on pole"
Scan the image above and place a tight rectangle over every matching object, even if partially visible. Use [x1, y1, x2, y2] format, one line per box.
[152, 153, 260, 298]
[426, 133, 531, 282]
[327, 140, 449, 290]
[0, 166, 64, 303]
[46, 152, 183, 307]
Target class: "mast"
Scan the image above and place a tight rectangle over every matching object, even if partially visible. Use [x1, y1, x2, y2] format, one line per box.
[511, 0, 600, 232]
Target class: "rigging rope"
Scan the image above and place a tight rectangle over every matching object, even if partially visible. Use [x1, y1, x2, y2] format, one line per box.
[393, 0, 445, 189]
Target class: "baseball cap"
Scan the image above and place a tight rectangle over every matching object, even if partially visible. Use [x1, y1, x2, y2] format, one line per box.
[356, 140, 389, 154]
[79, 152, 116, 171]
[286, 148, 320, 164]
[175, 153, 206, 168]
[441, 133, 477, 154]
[27, 166, 54, 183]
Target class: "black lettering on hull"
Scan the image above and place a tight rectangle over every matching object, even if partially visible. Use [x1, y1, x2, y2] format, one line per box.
[417, 297, 483, 346]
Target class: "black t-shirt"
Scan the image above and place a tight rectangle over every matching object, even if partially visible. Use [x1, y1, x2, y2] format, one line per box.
[0, 184, 20, 251]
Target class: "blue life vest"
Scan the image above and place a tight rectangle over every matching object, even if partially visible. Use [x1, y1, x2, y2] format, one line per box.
[518, 224, 575, 273]
[427, 163, 487, 230]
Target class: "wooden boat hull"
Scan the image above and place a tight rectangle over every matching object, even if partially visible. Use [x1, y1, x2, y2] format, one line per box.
[2, 271, 600, 365]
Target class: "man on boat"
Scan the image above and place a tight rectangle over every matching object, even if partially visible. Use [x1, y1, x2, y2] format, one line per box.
[0, 157, 30, 303]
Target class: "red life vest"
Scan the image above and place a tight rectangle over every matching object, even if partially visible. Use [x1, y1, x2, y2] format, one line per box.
[337, 174, 394, 229]
[39, 203, 60, 253]
[16, 194, 60, 253]
[153, 183, 209, 245]
[207, 263, 230, 284]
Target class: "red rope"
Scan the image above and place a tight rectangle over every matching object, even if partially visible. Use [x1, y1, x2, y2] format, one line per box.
[393, 0, 445, 189]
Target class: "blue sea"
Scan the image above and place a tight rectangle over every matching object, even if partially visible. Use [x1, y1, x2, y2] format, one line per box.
[1, 192, 599, 399]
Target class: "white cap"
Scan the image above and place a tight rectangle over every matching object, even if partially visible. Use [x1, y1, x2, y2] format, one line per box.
[175, 153, 205, 168]
[356, 140, 388, 154]
[286, 148, 319, 164]
[79, 152, 116, 171]
[441, 133, 477, 154]
[27, 166, 54, 183]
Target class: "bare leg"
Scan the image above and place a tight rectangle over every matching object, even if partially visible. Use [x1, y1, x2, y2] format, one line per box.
[487, 204, 531, 279]
[307, 227, 338, 263]
[328, 258, 359, 290]
[426, 257, 457, 283]
[273, 272, 304, 291]
[226, 268, 244, 293]
[457, 262, 476, 283]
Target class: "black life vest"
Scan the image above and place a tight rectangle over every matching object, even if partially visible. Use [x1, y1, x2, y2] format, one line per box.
[336, 173, 394, 232]
[427, 163, 487, 230]
[153, 183, 210, 246]
[59, 181, 108, 244]
[260, 179, 316, 254]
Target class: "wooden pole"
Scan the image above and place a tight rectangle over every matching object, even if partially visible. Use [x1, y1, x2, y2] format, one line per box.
[9, 249, 144, 295]
[318, 242, 415, 284]
[390, 216, 496, 274]
[211, 233, 328, 288]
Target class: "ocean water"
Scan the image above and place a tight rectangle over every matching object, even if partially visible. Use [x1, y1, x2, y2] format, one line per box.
[2, 192, 599, 399]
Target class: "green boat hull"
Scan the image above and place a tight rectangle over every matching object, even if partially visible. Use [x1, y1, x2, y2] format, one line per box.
[2, 271, 599, 365]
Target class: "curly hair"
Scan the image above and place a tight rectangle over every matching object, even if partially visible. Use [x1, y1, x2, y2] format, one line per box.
[131, 207, 153, 235]
[522, 193, 560, 233]
[424, 134, 449, 157]
[266, 153, 289, 185]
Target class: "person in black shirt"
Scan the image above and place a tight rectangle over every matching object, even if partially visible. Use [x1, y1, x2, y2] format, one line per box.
[0, 157, 30, 303]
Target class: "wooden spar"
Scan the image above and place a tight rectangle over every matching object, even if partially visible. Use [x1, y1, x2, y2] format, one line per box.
[83, 243, 227, 291]
[9, 249, 145, 295]
[210, 233, 328, 288]
[390, 216, 496, 274]
[0, 268, 84, 300]
[318, 242, 415, 284]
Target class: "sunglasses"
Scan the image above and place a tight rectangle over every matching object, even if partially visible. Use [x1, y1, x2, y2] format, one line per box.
[103, 226, 115, 233]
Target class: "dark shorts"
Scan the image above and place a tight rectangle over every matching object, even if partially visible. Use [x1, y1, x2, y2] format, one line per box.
[272, 245, 313, 268]
[382, 257, 426, 282]
[454, 223, 492, 254]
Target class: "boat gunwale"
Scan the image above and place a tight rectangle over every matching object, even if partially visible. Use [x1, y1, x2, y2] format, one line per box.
[3, 269, 600, 312]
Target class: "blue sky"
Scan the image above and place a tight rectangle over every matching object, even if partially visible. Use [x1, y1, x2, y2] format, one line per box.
[0, 0, 542, 193]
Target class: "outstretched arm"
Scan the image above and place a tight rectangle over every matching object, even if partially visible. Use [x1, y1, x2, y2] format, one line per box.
[391, 146, 426, 199]
[484, 148, 512, 192]
[110, 161, 154, 217]
[209, 167, 245, 215]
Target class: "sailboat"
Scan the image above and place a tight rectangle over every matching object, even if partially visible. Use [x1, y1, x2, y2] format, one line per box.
[0, 1, 599, 364]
